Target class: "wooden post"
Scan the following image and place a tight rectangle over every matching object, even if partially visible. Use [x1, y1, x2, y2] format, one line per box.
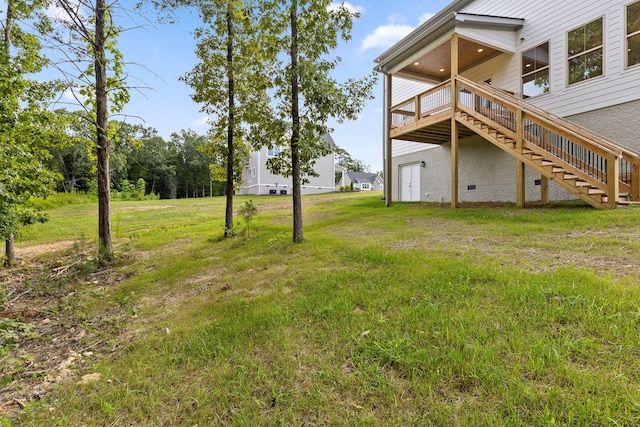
[606, 153, 620, 209]
[515, 109, 525, 207]
[452, 119, 459, 208]
[451, 33, 458, 110]
[450, 33, 459, 208]
[540, 176, 550, 205]
[516, 160, 525, 208]
[385, 73, 393, 207]
[632, 160, 640, 201]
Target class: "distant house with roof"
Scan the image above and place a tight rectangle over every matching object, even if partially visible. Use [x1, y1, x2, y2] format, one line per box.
[335, 165, 383, 191]
[239, 134, 337, 196]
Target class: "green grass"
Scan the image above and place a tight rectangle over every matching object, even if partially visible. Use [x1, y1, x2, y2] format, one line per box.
[10, 192, 640, 426]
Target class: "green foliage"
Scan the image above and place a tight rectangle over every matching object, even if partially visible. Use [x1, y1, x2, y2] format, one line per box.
[0, 0, 63, 245]
[11, 194, 640, 425]
[335, 146, 369, 172]
[238, 199, 257, 238]
[0, 318, 37, 346]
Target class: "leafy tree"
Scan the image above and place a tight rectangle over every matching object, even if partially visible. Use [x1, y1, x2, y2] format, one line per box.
[51, 0, 131, 262]
[254, 0, 376, 242]
[182, 0, 270, 236]
[1, 0, 62, 266]
[335, 146, 369, 172]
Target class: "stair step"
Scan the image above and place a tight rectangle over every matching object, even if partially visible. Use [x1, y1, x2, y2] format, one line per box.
[575, 180, 591, 187]
[530, 154, 544, 160]
[552, 167, 567, 173]
[588, 188, 606, 195]
[541, 160, 555, 167]
[564, 174, 579, 180]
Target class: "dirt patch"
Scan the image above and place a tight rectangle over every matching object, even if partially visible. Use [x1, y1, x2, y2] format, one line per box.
[0, 243, 129, 420]
[15, 241, 77, 261]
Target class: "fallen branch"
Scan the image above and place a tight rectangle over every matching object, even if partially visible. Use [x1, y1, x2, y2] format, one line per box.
[8, 290, 30, 304]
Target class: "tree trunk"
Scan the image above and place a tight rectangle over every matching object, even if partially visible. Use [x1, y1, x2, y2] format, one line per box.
[95, 0, 112, 262]
[4, 233, 15, 267]
[224, 3, 235, 237]
[290, 0, 303, 243]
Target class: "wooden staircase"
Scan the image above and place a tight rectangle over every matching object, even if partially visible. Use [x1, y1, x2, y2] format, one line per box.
[389, 75, 640, 209]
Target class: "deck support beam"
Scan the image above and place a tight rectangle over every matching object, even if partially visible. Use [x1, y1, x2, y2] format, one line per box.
[516, 161, 525, 208]
[515, 109, 525, 207]
[450, 34, 459, 208]
[540, 175, 550, 205]
[606, 153, 620, 209]
[384, 73, 393, 207]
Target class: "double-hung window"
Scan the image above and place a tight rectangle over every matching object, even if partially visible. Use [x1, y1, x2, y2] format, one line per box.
[522, 42, 550, 98]
[568, 17, 604, 84]
[627, 1, 640, 67]
[267, 146, 282, 157]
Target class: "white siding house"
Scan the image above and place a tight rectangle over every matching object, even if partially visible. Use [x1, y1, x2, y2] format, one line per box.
[240, 134, 337, 196]
[375, 0, 640, 208]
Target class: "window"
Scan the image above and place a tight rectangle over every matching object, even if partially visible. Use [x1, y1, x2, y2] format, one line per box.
[568, 17, 604, 84]
[627, 1, 640, 67]
[267, 146, 282, 157]
[361, 183, 371, 190]
[522, 42, 550, 98]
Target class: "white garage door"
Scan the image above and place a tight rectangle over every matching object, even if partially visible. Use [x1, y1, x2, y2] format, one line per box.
[400, 164, 421, 202]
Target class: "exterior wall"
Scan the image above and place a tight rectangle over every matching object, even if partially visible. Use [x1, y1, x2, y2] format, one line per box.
[241, 146, 336, 195]
[392, 136, 575, 203]
[460, 0, 640, 118]
[565, 99, 640, 153]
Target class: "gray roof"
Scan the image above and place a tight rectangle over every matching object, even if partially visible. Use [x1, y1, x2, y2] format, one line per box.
[346, 171, 381, 184]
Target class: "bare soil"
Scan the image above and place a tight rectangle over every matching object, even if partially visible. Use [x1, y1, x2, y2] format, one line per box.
[0, 241, 129, 419]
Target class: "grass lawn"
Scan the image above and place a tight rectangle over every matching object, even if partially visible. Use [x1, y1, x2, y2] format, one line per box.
[3, 192, 640, 426]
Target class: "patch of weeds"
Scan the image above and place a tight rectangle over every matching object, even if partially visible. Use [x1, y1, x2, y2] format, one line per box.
[354, 335, 422, 378]
[119, 291, 140, 316]
[0, 318, 39, 345]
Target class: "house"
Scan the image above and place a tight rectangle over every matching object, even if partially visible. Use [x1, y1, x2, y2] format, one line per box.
[335, 165, 384, 191]
[374, 0, 640, 208]
[239, 134, 337, 196]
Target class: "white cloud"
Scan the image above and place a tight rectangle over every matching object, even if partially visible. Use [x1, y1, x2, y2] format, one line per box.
[359, 24, 414, 52]
[62, 88, 86, 104]
[419, 13, 435, 24]
[329, 2, 365, 15]
[193, 117, 210, 127]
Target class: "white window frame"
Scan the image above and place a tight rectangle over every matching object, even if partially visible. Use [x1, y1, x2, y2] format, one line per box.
[627, 0, 640, 68]
[567, 17, 604, 86]
[521, 41, 550, 98]
[361, 183, 371, 190]
[267, 146, 282, 157]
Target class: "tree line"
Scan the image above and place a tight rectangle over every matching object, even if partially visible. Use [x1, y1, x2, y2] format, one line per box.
[1, 0, 376, 265]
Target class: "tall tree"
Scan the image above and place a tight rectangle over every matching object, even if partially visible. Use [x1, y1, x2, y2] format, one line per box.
[255, 0, 376, 242]
[182, 0, 270, 236]
[51, 0, 130, 262]
[1, 0, 61, 266]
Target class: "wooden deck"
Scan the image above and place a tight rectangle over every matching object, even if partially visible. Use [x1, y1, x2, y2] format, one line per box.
[388, 76, 640, 209]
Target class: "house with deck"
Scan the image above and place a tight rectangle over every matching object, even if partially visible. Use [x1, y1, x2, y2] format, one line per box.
[375, 0, 640, 208]
[240, 134, 337, 196]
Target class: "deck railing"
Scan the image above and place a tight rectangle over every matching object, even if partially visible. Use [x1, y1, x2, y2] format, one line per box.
[389, 75, 640, 202]
[390, 80, 452, 128]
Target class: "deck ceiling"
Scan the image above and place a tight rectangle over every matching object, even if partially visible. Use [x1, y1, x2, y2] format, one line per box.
[395, 119, 476, 145]
[399, 38, 501, 82]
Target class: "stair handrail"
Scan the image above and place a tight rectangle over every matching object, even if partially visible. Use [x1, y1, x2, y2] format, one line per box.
[454, 76, 624, 158]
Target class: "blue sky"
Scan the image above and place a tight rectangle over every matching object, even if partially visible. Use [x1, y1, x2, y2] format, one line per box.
[53, 1, 454, 172]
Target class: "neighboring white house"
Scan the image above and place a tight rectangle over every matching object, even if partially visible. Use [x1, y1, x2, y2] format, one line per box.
[335, 165, 384, 191]
[240, 134, 337, 196]
[375, 0, 640, 208]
